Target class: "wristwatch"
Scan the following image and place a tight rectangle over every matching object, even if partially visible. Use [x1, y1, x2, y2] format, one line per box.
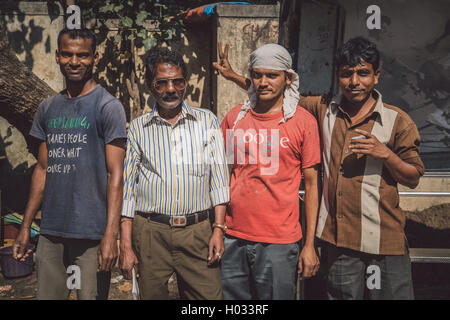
[213, 223, 228, 234]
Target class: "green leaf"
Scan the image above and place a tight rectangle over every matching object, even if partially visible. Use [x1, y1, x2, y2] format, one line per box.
[99, 3, 115, 13]
[113, 4, 124, 13]
[127, 34, 136, 40]
[127, 1, 133, 6]
[136, 11, 149, 25]
[166, 28, 176, 40]
[121, 16, 133, 28]
[143, 37, 157, 51]
[114, 34, 122, 43]
[137, 28, 148, 38]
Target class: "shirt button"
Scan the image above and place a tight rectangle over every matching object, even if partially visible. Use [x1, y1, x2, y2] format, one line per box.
[338, 191, 343, 197]
[345, 148, 349, 154]
[338, 215, 343, 219]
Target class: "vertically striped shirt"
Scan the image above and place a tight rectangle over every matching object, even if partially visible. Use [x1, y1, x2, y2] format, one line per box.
[300, 90, 424, 255]
[121, 102, 230, 218]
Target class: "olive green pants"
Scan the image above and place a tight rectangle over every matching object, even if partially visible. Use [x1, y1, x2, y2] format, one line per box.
[35, 234, 110, 300]
[132, 215, 221, 300]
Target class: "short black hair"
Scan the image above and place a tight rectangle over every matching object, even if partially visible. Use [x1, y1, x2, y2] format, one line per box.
[57, 28, 97, 53]
[335, 37, 380, 71]
[145, 47, 187, 82]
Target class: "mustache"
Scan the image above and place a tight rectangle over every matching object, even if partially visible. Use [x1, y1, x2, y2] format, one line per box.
[162, 93, 181, 100]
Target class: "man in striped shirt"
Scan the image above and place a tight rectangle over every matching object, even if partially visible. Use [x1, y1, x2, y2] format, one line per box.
[119, 48, 230, 299]
[214, 37, 425, 299]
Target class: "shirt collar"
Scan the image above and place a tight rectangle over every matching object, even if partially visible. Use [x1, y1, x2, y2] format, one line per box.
[144, 101, 197, 125]
[329, 89, 385, 125]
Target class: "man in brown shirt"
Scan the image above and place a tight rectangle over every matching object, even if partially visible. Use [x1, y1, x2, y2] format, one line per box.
[214, 37, 424, 299]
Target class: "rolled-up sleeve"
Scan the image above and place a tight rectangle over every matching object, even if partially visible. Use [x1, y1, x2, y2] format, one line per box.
[121, 120, 142, 218]
[393, 122, 425, 176]
[208, 115, 230, 206]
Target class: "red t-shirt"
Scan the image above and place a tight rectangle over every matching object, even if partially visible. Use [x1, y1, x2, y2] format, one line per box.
[221, 105, 321, 244]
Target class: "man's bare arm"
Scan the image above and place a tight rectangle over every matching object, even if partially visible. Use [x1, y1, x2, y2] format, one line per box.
[208, 204, 227, 265]
[119, 216, 139, 280]
[98, 138, 125, 271]
[298, 165, 320, 279]
[13, 141, 47, 260]
[213, 42, 251, 91]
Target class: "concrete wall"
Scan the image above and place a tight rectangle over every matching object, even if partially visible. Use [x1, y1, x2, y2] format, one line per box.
[296, 1, 344, 96]
[399, 175, 450, 212]
[213, 4, 280, 121]
[0, 116, 36, 214]
[0, 1, 66, 92]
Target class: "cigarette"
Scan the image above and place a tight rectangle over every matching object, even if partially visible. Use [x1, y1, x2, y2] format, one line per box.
[351, 135, 366, 140]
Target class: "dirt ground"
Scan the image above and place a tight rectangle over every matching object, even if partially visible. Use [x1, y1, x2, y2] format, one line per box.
[0, 265, 181, 300]
[0, 204, 449, 300]
[405, 203, 450, 300]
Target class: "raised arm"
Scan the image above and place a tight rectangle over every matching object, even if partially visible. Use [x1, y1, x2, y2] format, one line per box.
[213, 42, 251, 91]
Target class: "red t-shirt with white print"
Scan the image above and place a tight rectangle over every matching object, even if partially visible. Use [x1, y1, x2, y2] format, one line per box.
[221, 105, 321, 244]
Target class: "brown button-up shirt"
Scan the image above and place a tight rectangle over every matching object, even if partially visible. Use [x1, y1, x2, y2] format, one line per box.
[300, 90, 424, 255]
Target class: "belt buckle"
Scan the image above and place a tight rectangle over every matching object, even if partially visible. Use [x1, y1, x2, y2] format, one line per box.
[170, 216, 187, 227]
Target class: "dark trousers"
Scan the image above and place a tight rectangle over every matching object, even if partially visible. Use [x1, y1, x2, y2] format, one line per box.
[221, 235, 300, 300]
[323, 242, 414, 300]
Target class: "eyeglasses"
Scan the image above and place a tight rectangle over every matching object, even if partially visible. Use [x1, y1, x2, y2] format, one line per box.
[153, 77, 187, 92]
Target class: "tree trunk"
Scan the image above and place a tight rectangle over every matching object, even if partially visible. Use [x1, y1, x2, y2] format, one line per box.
[0, 20, 56, 156]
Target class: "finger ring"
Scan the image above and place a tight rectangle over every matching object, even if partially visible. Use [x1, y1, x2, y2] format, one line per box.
[216, 252, 221, 258]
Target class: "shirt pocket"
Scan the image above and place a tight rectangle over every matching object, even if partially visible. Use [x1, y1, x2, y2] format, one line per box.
[188, 163, 206, 177]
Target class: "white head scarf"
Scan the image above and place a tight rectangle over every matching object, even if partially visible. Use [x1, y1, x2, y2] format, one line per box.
[232, 43, 300, 129]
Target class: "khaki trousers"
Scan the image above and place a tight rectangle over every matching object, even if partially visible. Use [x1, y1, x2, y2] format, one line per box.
[132, 214, 221, 300]
[35, 234, 111, 300]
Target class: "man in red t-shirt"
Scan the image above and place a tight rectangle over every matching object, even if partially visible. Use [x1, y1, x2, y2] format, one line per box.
[217, 43, 321, 300]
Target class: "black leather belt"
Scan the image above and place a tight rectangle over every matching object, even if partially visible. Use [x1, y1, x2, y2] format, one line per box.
[135, 210, 208, 227]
